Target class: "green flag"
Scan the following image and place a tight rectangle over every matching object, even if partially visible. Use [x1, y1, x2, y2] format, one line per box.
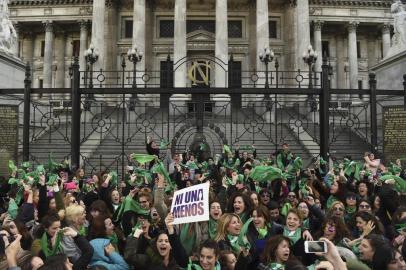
[250, 165, 283, 183]
[7, 199, 18, 219]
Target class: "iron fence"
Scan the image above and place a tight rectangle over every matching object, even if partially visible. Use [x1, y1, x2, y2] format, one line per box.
[0, 59, 405, 179]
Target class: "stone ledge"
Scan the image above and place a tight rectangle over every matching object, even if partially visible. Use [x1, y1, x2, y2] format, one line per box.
[10, 0, 92, 6]
[310, 0, 392, 7]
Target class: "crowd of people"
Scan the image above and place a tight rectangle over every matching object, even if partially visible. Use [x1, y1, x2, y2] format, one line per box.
[1, 137, 406, 270]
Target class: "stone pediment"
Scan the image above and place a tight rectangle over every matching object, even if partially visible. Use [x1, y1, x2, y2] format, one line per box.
[186, 30, 215, 42]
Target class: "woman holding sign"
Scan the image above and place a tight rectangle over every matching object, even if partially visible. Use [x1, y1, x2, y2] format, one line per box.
[165, 213, 224, 270]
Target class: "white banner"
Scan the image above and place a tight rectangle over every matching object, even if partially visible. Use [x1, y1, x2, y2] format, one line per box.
[170, 182, 210, 225]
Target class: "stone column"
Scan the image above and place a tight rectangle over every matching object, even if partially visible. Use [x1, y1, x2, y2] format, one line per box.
[329, 35, 337, 89]
[79, 20, 88, 72]
[313, 21, 323, 72]
[174, 0, 187, 87]
[367, 36, 377, 67]
[215, 0, 228, 88]
[336, 35, 346, 89]
[91, 0, 105, 71]
[347, 21, 358, 90]
[43, 21, 54, 88]
[256, 0, 269, 75]
[64, 35, 73, 89]
[12, 22, 20, 57]
[22, 32, 34, 66]
[382, 24, 391, 58]
[296, 0, 311, 70]
[55, 32, 66, 89]
[132, 0, 146, 81]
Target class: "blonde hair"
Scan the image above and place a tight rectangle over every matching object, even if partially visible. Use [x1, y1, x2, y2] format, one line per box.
[330, 200, 345, 210]
[65, 204, 85, 225]
[214, 213, 242, 242]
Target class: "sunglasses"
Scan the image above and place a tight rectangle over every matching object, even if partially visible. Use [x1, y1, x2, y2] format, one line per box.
[347, 196, 357, 200]
[359, 204, 371, 209]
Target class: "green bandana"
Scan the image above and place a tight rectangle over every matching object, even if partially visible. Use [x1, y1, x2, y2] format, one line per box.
[268, 263, 285, 270]
[40, 232, 63, 258]
[395, 223, 406, 233]
[209, 218, 218, 238]
[78, 226, 87, 236]
[227, 218, 253, 254]
[283, 227, 302, 245]
[187, 258, 221, 270]
[114, 195, 150, 222]
[257, 227, 268, 239]
[131, 153, 156, 164]
[7, 199, 18, 220]
[302, 219, 310, 230]
[346, 206, 356, 214]
[180, 223, 196, 255]
[108, 232, 119, 246]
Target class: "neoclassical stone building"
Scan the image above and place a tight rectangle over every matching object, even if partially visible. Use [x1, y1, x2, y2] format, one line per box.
[9, 0, 394, 90]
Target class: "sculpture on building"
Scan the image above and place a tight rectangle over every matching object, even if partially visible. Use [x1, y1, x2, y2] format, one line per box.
[387, 0, 406, 57]
[0, 0, 17, 55]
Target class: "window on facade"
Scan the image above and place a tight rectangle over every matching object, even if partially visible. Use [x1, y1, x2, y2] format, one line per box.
[124, 20, 133, 38]
[39, 79, 43, 89]
[228, 21, 242, 38]
[269, 21, 277, 39]
[357, 41, 361, 58]
[72, 40, 80, 57]
[160, 60, 173, 87]
[160, 20, 174, 38]
[40, 41, 45, 57]
[18, 41, 21, 57]
[358, 80, 363, 90]
[228, 60, 242, 88]
[322, 41, 330, 58]
[187, 20, 215, 34]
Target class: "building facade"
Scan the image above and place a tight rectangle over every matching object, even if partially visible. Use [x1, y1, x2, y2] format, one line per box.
[9, 0, 394, 90]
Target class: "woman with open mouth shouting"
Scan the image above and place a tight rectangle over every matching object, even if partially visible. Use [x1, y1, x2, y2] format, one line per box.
[257, 235, 294, 270]
[165, 212, 224, 270]
[227, 193, 253, 223]
[208, 201, 223, 239]
[282, 209, 317, 266]
[246, 205, 283, 268]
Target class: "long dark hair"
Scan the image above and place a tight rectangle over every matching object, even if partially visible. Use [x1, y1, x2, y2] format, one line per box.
[227, 193, 253, 215]
[261, 235, 291, 264]
[364, 234, 393, 270]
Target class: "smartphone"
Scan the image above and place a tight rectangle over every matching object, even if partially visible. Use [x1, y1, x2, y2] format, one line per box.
[304, 241, 327, 253]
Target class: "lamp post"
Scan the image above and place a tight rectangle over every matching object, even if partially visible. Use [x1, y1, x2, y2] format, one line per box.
[84, 43, 99, 89]
[303, 45, 318, 112]
[127, 45, 143, 111]
[302, 44, 318, 89]
[83, 43, 99, 110]
[259, 46, 274, 88]
[127, 45, 143, 89]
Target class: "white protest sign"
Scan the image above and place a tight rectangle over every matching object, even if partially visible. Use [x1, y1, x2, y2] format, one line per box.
[170, 182, 209, 225]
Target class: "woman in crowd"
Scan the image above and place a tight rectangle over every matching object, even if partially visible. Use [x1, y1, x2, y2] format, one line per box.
[359, 233, 393, 270]
[227, 193, 253, 223]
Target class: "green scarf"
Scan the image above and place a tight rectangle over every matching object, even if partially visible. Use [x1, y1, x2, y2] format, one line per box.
[268, 263, 285, 270]
[180, 223, 196, 256]
[257, 227, 268, 239]
[239, 212, 248, 223]
[187, 258, 221, 270]
[302, 219, 310, 230]
[78, 226, 87, 236]
[227, 218, 253, 254]
[283, 227, 302, 245]
[114, 195, 150, 222]
[40, 232, 63, 258]
[209, 218, 218, 238]
[108, 232, 119, 246]
[346, 206, 356, 214]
